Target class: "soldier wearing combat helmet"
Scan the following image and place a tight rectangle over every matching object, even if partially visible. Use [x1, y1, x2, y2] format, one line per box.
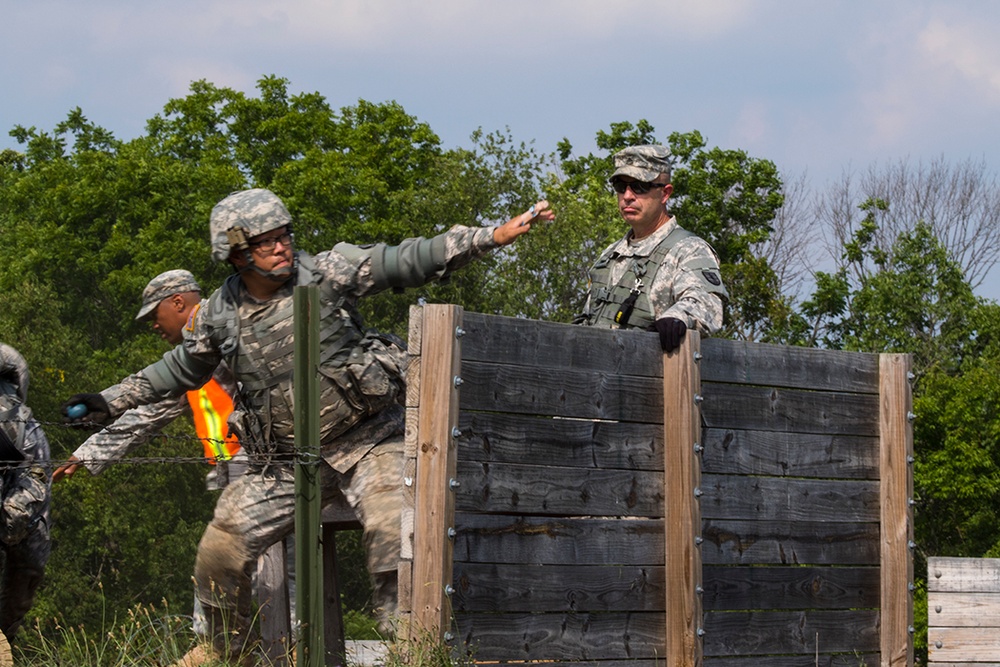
[63, 188, 553, 663]
[0, 343, 51, 647]
[575, 144, 727, 351]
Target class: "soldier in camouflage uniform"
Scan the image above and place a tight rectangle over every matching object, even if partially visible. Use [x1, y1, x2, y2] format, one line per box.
[62, 189, 553, 663]
[576, 144, 727, 350]
[0, 343, 51, 645]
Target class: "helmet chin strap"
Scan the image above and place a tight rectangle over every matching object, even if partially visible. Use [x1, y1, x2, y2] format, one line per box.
[237, 249, 297, 283]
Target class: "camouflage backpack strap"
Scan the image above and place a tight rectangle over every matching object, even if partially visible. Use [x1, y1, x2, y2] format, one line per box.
[200, 273, 246, 364]
[0, 391, 28, 464]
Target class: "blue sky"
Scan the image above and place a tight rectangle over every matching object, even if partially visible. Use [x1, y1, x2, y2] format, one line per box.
[5, 1, 1000, 297]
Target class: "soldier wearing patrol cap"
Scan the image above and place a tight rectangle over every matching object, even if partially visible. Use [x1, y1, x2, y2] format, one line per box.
[62, 188, 553, 664]
[53, 269, 242, 489]
[575, 144, 727, 351]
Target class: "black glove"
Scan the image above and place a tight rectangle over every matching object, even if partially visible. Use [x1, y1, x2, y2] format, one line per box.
[61, 393, 111, 427]
[651, 317, 688, 352]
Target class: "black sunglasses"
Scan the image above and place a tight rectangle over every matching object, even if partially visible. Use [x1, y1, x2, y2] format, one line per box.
[249, 232, 294, 253]
[610, 179, 668, 195]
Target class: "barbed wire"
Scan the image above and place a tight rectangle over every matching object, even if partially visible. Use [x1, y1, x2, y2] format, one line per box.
[1, 415, 324, 472]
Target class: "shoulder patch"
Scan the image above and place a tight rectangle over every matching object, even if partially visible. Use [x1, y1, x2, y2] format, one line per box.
[185, 303, 202, 333]
[702, 271, 721, 286]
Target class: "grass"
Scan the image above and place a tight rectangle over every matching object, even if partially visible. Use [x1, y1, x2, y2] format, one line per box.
[14, 601, 196, 666]
[10, 603, 473, 667]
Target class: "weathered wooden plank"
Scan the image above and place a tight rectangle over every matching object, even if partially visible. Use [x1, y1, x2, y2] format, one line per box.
[663, 333, 703, 667]
[704, 655, 880, 667]
[702, 609, 880, 656]
[454, 611, 665, 661]
[700, 383, 880, 436]
[928, 591, 1000, 627]
[701, 519, 880, 566]
[460, 360, 663, 422]
[701, 428, 879, 479]
[455, 460, 664, 517]
[257, 540, 291, 662]
[461, 311, 663, 377]
[700, 338, 880, 393]
[699, 475, 880, 522]
[928, 627, 1000, 662]
[457, 411, 664, 470]
[451, 563, 664, 613]
[880, 353, 914, 667]
[928, 557, 1000, 593]
[454, 514, 664, 565]
[410, 305, 461, 638]
[702, 565, 879, 611]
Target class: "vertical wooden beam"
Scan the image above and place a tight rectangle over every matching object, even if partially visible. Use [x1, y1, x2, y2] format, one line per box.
[410, 304, 463, 638]
[258, 541, 291, 665]
[880, 353, 914, 667]
[664, 331, 703, 667]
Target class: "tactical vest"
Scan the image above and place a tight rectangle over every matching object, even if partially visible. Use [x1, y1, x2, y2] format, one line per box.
[202, 253, 404, 455]
[583, 225, 695, 330]
[186, 378, 240, 463]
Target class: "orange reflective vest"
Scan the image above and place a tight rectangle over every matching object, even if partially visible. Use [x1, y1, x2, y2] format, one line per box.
[186, 378, 240, 464]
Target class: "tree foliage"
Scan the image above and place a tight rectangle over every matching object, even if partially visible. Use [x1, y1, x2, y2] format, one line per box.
[0, 76, 549, 632]
[5, 73, 1000, 659]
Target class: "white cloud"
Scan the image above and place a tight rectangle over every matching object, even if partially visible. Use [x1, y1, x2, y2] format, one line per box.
[918, 18, 1000, 104]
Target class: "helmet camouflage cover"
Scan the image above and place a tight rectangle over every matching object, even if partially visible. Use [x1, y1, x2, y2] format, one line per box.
[0, 343, 29, 402]
[210, 189, 293, 262]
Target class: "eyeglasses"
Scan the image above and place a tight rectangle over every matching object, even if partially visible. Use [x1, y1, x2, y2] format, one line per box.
[610, 179, 668, 195]
[249, 232, 294, 253]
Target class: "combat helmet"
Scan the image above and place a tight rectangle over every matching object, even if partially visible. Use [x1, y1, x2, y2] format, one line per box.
[210, 189, 293, 263]
[0, 343, 29, 402]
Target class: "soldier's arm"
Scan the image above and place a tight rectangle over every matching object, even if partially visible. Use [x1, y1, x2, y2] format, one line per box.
[100, 344, 218, 419]
[327, 201, 552, 296]
[69, 398, 189, 476]
[654, 238, 728, 335]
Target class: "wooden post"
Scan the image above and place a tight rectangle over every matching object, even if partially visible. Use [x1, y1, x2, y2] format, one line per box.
[410, 304, 463, 638]
[258, 541, 292, 665]
[294, 285, 324, 667]
[664, 331, 703, 667]
[879, 353, 914, 667]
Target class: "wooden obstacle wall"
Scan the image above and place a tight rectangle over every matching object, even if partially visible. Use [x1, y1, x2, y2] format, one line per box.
[928, 557, 1000, 665]
[401, 305, 914, 667]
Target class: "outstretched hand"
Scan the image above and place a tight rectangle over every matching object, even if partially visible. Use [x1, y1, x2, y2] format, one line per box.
[52, 456, 83, 483]
[493, 200, 555, 246]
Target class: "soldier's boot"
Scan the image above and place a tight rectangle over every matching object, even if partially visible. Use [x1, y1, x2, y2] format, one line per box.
[0, 630, 13, 667]
[372, 570, 399, 639]
[167, 643, 217, 667]
[203, 602, 260, 667]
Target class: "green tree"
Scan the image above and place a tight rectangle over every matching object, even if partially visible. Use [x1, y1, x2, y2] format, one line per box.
[0, 76, 553, 634]
[800, 198, 978, 373]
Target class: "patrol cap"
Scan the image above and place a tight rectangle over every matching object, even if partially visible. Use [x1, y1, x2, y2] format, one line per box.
[135, 270, 201, 322]
[609, 144, 673, 183]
